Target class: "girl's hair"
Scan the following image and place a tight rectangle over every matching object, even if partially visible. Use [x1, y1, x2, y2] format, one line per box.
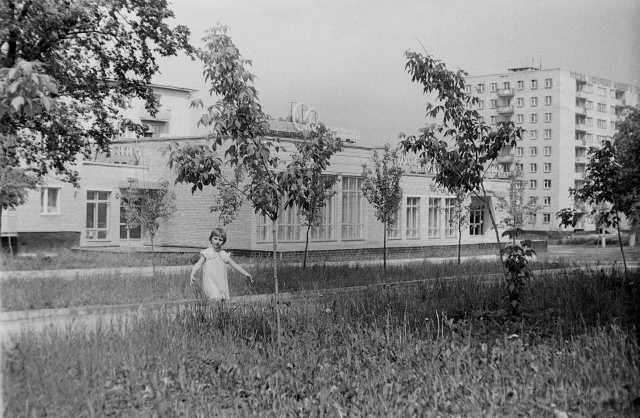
[209, 228, 227, 244]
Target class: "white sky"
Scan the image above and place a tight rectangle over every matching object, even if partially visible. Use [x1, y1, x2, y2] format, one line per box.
[154, 0, 640, 147]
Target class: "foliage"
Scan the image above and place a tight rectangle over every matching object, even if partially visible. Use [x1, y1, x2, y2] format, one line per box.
[496, 167, 541, 245]
[556, 207, 581, 229]
[0, 59, 57, 118]
[361, 144, 404, 271]
[613, 105, 640, 229]
[0, 0, 193, 184]
[210, 184, 243, 226]
[4, 269, 640, 417]
[0, 134, 38, 248]
[398, 50, 523, 262]
[119, 178, 177, 272]
[501, 239, 536, 315]
[288, 124, 343, 269]
[559, 134, 638, 274]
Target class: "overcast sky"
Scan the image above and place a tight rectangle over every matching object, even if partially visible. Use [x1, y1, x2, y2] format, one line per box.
[154, 0, 640, 147]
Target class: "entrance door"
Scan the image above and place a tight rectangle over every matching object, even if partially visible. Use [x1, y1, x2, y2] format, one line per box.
[120, 198, 142, 245]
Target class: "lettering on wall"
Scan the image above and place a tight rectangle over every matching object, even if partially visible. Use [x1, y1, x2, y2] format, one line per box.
[90, 145, 142, 165]
[570, 71, 637, 93]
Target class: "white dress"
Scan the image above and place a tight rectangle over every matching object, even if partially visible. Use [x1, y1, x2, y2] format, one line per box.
[200, 247, 231, 300]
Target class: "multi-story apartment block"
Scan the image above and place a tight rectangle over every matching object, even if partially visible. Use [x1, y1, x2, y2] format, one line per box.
[466, 67, 639, 231]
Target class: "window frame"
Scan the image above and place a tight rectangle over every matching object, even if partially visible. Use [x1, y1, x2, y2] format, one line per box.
[86, 190, 111, 241]
[405, 196, 421, 239]
[40, 186, 61, 215]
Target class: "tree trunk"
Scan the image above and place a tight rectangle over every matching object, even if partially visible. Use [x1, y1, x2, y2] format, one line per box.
[457, 220, 462, 264]
[271, 219, 282, 351]
[303, 224, 311, 270]
[383, 223, 387, 274]
[0, 205, 3, 252]
[615, 213, 628, 277]
[150, 235, 156, 276]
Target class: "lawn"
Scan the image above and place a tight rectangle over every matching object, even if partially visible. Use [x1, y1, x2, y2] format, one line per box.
[1, 257, 576, 312]
[3, 268, 639, 417]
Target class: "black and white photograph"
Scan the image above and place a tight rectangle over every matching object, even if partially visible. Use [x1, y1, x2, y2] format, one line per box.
[1, 0, 639, 416]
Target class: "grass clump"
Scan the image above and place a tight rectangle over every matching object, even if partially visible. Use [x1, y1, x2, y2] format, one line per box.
[3, 269, 639, 416]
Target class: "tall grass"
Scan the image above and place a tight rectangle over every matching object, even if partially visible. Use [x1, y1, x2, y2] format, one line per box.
[3, 269, 639, 416]
[2, 258, 572, 311]
[1, 249, 201, 272]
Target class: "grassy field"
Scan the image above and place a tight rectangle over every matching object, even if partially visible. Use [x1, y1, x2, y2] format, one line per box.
[1, 257, 577, 312]
[3, 268, 639, 417]
[1, 249, 201, 272]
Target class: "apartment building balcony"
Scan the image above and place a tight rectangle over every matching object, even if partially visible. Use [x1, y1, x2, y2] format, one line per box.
[575, 106, 589, 115]
[497, 88, 515, 97]
[497, 105, 514, 114]
[575, 138, 587, 147]
[140, 108, 171, 121]
[575, 90, 591, 98]
[575, 155, 587, 163]
[496, 154, 514, 163]
[575, 124, 588, 132]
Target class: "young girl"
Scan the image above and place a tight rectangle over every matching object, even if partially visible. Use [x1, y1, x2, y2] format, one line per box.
[190, 228, 252, 300]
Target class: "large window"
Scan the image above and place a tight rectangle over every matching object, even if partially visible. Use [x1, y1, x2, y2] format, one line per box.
[278, 205, 302, 241]
[86, 191, 110, 241]
[405, 197, 420, 238]
[469, 205, 484, 236]
[256, 193, 336, 242]
[40, 187, 60, 215]
[341, 177, 364, 239]
[427, 198, 440, 238]
[444, 198, 456, 238]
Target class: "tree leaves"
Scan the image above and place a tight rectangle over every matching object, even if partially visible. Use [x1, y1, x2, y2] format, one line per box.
[1, 0, 193, 184]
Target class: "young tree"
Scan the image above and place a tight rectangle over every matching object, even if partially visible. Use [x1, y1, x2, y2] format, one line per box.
[398, 51, 523, 266]
[0, 0, 193, 184]
[398, 50, 528, 314]
[496, 167, 541, 246]
[449, 188, 471, 264]
[361, 144, 404, 272]
[288, 125, 342, 269]
[558, 139, 631, 275]
[120, 178, 177, 274]
[165, 26, 337, 349]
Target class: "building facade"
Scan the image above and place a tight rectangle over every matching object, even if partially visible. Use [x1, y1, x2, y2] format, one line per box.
[465, 68, 639, 231]
[2, 85, 517, 255]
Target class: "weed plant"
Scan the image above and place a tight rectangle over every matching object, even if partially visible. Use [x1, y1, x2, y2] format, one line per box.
[3, 269, 639, 416]
[2, 258, 570, 312]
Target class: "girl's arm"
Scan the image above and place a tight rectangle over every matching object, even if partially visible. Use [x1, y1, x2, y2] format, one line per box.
[228, 259, 253, 282]
[190, 256, 204, 285]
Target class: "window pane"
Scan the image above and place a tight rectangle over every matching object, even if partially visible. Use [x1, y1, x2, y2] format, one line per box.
[97, 203, 108, 228]
[87, 191, 95, 200]
[98, 191, 109, 201]
[97, 231, 107, 239]
[86, 203, 95, 228]
[48, 188, 58, 212]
